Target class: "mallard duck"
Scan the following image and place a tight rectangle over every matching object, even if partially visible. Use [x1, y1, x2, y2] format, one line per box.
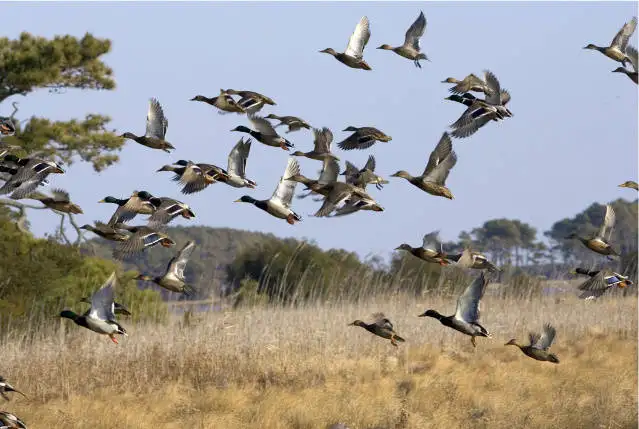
[337, 126, 392, 151]
[291, 127, 339, 161]
[329, 198, 384, 217]
[445, 90, 511, 109]
[28, 189, 83, 214]
[377, 11, 428, 68]
[121, 98, 174, 152]
[505, 324, 560, 364]
[290, 157, 340, 200]
[571, 267, 633, 299]
[442, 74, 489, 94]
[231, 114, 294, 151]
[190, 91, 246, 115]
[234, 158, 302, 225]
[618, 180, 638, 190]
[146, 197, 196, 228]
[136, 241, 196, 296]
[0, 154, 64, 200]
[349, 313, 405, 346]
[395, 231, 450, 266]
[565, 204, 618, 257]
[342, 155, 388, 190]
[111, 224, 176, 259]
[100, 191, 162, 226]
[419, 272, 491, 347]
[0, 411, 27, 428]
[80, 296, 131, 316]
[0, 377, 27, 401]
[612, 45, 638, 83]
[157, 160, 229, 194]
[448, 249, 500, 272]
[264, 114, 311, 133]
[216, 138, 257, 189]
[59, 272, 128, 344]
[312, 180, 382, 217]
[450, 70, 512, 139]
[584, 16, 637, 67]
[390, 132, 456, 199]
[225, 89, 276, 114]
[79, 221, 129, 242]
[320, 16, 372, 70]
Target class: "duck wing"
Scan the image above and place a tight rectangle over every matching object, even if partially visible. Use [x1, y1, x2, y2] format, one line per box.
[341, 160, 359, 185]
[363, 154, 376, 172]
[597, 204, 615, 240]
[422, 230, 441, 251]
[422, 132, 454, 178]
[165, 240, 196, 280]
[88, 272, 117, 322]
[610, 16, 637, 51]
[404, 11, 426, 51]
[483, 70, 502, 105]
[51, 188, 71, 203]
[145, 98, 168, 140]
[454, 272, 489, 324]
[227, 138, 251, 177]
[345, 16, 370, 59]
[319, 158, 340, 186]
[372, 312, 393, 330]
[248, 113, 278, 137]
[271, 158, 300, 208]
[532, 324, 556, 351]
[313, 127, 334, 153]
[626, 44, 638, 71]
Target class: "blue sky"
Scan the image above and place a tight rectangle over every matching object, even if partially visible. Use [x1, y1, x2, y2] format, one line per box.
[1, 2, 637, 260]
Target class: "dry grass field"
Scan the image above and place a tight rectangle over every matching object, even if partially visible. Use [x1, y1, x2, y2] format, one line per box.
[1, 287, 637, 429]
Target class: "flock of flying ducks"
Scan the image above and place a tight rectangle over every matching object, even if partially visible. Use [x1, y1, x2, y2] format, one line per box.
[0, 11, 637, 429]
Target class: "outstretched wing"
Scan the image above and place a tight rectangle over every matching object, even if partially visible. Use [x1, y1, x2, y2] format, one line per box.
[88, 272, 117, 321]
[345, 16, 371, 59]
[454, 272, 489, 323]
[166, 241, 196, 280]
[532, 324, 556, 351]
[404, 11, 426, 51]
[611, 16, 637, 51]
[227, 138, 251, 177]
[363, 155, 376, 172]
[271, 158, 300, 208]
[313, 127, 334, 153]
[145, 98, 168, 139]
[422, 230, 441, 250]
[248, 113, 278, 137]
[423, 132, 453, 177]
[597, 204, 615, 240]
[319, 158, 340, 186]
[483, 70, 502, 105]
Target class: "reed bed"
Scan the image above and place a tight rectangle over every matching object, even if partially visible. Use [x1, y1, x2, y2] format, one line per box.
[1, 286, 637, 429]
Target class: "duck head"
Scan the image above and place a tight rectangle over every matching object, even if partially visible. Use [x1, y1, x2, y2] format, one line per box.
[120, 132, 138, 140]
[504, 339, 519, 346]
[319, 48, 338, 56]
[418, 309, 442, 319]
[441, 77, 459, 84]
[582, 43, 598, 50]
[348, 320, 366, 327]
[395, 243, 412, 252]
[190, 95, 208, 102]
[231, 125, 252, 133]
[390, 170, 411, 180]
[376, 44, 393, 50]
[234, 195, 257, 204]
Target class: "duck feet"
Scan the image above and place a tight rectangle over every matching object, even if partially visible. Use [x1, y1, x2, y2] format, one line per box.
[279, 142, 290, 151]
[109, 334, 119, 345]
[471, 336, 476, 348]
[391, 337, 398, 347]
[414, 60, 422, 69]
[286, 214, 296, 225]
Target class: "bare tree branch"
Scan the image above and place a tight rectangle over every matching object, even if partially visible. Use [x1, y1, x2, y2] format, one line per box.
[57, 213, 71, 246]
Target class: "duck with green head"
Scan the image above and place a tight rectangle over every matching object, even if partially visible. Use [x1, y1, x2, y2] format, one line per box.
[120, 98, 175, 153]
[79, 221, 129, 242]
[571, 267, 633, 299]
[349, 313, 405, 347]
[100, 190, 162, 226]
[231, 114, 294, 151]
[235, 158, 302, 225]
[419, 272, 491, 348]
[59, 272, 127, 344]
[505, 323, 560, 364]
[377, 11, 428, 68]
